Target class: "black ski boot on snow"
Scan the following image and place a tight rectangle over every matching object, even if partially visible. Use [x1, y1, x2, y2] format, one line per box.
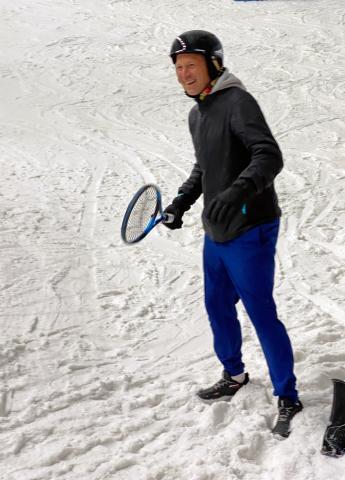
[321, 378, 345, 457]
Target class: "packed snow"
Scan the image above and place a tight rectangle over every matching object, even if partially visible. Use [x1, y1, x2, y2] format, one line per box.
[0, 0, 345, 479]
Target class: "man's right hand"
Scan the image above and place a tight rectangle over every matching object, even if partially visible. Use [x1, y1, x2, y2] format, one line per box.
[162, 193, 192, 230]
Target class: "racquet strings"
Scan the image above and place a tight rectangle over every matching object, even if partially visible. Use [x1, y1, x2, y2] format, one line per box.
[125, 186, 158, 242]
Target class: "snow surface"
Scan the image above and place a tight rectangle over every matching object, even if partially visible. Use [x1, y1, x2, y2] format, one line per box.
[0, 0, 345, 479]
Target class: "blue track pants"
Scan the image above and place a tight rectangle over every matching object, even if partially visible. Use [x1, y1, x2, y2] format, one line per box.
[203, 220, 298, 400]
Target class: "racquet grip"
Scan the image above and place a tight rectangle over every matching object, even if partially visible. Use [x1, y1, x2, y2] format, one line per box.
[162, 213, 175, 224]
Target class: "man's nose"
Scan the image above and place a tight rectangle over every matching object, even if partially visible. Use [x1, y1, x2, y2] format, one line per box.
[180, 68, 191, 80]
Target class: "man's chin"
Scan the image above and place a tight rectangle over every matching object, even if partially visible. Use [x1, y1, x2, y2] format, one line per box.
[184, 88, 202, 96]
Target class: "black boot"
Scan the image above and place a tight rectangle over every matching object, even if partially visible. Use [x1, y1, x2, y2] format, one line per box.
[321, 379, 345, 457]
[271, 397, 303, 438]
[197, 371, 249, 402]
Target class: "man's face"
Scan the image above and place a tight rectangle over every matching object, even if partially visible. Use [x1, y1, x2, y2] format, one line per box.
[175, 53, 211, 96]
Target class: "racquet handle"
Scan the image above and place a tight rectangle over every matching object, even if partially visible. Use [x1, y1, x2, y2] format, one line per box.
[162, 213, 175, 224]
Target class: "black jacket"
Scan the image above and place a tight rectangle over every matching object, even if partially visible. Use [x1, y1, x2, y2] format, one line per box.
[179, 69, 283, 242]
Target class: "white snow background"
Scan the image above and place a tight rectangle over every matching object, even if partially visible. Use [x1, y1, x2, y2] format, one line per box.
[0, 0, 345, 479]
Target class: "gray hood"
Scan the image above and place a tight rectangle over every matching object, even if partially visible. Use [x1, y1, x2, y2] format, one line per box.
[211, 68, 246, 94]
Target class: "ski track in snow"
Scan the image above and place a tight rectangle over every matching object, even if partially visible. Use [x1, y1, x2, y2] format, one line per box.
[0, 1, 344, 479]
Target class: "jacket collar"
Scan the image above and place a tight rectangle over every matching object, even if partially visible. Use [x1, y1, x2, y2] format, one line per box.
[193, 68, 246, 103]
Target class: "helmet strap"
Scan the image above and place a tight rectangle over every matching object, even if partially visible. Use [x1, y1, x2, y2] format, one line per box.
[184, 74, 221, 102]
[205, 56, 223, 81]
[198, 81, 216, 102]
[212, 57, 221, 71]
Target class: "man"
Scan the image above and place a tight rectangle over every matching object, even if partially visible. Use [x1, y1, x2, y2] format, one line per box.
[164, 30, 302, 437]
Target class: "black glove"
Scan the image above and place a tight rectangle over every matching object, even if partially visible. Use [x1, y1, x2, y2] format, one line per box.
[205, 179, 256, 226]
[163, 193, 192, 230]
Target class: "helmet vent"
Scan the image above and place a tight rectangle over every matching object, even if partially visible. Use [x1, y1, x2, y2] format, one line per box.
[175, 36, 187, 54]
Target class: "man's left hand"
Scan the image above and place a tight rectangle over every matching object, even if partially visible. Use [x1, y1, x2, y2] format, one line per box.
[205, 179, 256, 225]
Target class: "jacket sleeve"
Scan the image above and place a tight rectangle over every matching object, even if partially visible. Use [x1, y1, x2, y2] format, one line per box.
[176, 107, 203, 203]
[230, 90, 283, 194]
[178, 161, 203, 203]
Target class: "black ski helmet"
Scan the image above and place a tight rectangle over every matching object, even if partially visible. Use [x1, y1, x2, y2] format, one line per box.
[170, 30, 224, 80]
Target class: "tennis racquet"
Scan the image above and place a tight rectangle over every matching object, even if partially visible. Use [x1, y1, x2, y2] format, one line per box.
[121, 184, 174, 244]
